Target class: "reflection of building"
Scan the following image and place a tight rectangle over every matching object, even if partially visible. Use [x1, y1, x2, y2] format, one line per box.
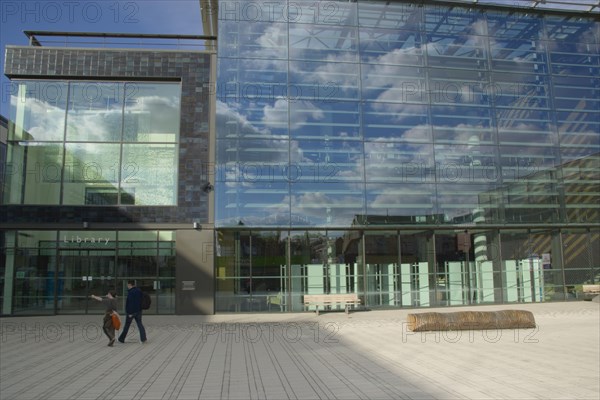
[0, 115, 7, 199]
[2, 1, 599, 315]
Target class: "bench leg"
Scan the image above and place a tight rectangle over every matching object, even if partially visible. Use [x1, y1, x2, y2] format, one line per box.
[315, 305, 319, 316]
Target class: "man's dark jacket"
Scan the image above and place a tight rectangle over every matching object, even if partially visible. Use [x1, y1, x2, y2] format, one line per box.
[125, 286, 143, 314]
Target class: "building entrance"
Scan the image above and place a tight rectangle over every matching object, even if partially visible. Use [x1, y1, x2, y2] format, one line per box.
[57, 249, 116, 314]
[1, 230, 177, 316]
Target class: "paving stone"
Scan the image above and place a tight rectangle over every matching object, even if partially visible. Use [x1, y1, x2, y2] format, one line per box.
[1, 302, 598, 400]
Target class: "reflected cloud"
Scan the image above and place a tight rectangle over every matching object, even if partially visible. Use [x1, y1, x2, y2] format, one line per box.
[217, 100, 270, 137]
[216, 12, 599, 227]
[263, 98, 324, 130]
[9, 96, 65, 141]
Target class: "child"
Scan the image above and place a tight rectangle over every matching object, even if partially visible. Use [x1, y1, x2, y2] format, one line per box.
[90, 290, 118, 346]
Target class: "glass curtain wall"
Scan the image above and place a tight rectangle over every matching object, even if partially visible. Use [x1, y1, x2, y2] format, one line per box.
[0, 230, 175, 315]
[214, 1, 598, 311]
[4, 81, 181, 206]
[216, 1, 599, 227]
[215, 228, 600, 312]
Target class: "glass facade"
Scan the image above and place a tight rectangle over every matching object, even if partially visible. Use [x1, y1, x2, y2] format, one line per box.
[0, 230, 176, 315]
[214, 1, 599, 311]
[4, 81, 181, 206]
[1, 44, 215, 315]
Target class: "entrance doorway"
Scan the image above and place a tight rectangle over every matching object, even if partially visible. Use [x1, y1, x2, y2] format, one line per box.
[57, 249, 116, 314]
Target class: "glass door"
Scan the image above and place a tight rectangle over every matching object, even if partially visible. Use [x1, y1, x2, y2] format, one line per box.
[399, 230, 434, 307]
[58, 249, 116, 314]
[156, 234, 176, 314]
[364, 231, 399, 308]
[117, 231, 176, 314]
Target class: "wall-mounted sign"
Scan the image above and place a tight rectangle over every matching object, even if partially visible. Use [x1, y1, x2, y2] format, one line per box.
[182, 281, 196, 291]
[63, 236, 110, 245]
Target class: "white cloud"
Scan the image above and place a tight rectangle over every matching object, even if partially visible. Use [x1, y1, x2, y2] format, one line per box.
[262, 98, 325, 130]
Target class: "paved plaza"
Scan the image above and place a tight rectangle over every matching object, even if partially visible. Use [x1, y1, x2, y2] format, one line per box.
[1, 301, 599, 400]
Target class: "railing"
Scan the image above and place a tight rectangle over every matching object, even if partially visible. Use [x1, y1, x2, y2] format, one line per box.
[24, 31, 217, 51]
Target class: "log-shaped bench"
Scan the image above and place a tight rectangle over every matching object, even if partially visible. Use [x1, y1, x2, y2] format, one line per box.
[303, 293, 361, 315]
[582, 285, 600, 300]
[407, 310, 536, 332]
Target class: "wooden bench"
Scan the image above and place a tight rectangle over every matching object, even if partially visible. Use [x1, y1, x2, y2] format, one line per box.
[303, 293, 361, 315]
[582, 284, 600, 300]
[266, 292, 284, 311]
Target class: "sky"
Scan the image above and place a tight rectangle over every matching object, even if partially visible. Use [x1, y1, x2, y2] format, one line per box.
[0, 0, 204, 118]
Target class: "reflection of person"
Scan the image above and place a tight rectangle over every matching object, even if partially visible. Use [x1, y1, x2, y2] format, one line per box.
[118, 281, 147, 344]
[90, 290, 117, 346]
[22, 280, 30, 307]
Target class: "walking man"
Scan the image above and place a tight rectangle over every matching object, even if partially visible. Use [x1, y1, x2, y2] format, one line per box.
[118, 280, 147, 344]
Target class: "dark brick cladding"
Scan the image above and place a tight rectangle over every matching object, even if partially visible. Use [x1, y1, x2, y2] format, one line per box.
[2, 46, 212, 225]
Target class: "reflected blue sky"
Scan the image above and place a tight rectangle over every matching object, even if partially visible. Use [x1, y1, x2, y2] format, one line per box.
[1, 0, 598, 228]
[215, 1, 599, 228]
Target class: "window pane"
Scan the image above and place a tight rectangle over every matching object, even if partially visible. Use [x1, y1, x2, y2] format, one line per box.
[365, 142, 434, 183]
[359, 28, 423, 63]
[8, 81, 68, 142]
[219, 20, 288, 59]
[490, 39, 548, 73]
[4, 142, 63, 204]
[63, 143, 120, 205]
[289, 101, 360, 139]
[120, 144, 178, 205]
[363, 103, 430, 141]
[293, 1, 357, 26]
[496, 108, 557, 146]
[361, 65, 426, 104]
[358, 2, 422, 30]
[291, 182, 364, 227]
[66, 82, 124, 142]
[431, 106, 495, 145]
[215, 181, 289, 227]
[123, 83, 181, 143]
[8, 231, 58, 315]
[291, 139, 362, 183]
[366, 183, 436, 223]
[289, 60, 360, 102]
[486, 11, 543, 40]
[426, 34, 488, 70]
[425, 5, 485, 36]
[289, 24, 358, 61]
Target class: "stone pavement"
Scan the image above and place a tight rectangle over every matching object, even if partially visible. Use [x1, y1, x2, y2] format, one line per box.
[1, 301, 598, 400]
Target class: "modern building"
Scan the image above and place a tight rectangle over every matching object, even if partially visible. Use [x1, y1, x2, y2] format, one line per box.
[1, 32, 217, 315]
[1, 0, 599, 315]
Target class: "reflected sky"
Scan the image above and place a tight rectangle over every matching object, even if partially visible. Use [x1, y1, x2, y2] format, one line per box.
[6, 81, 182, 206]
[215, 1, 599, 228]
